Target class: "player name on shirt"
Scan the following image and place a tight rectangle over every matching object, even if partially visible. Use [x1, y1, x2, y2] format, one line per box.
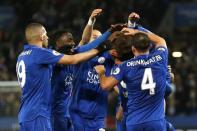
[19, 50, 32, 57]
[127, 54, 162, 67]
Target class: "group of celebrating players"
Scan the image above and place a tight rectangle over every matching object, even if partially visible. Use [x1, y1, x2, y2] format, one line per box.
[16, 9, 175, 131]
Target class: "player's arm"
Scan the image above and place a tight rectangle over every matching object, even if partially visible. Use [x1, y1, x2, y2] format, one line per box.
[75, 24, 126, 53]
[122, 28, 166, 48]
[127, 12, 152, 33]
[165, 65, 175, 97]
[75, 30, 111, 53]
[58, 39, 111, 65]
[113, 86, 119, 94]
[79, 9, 102, 45]
[116, 104, 123, 121]
[94, 65, 119, 90]
[58, 49, 99, 65]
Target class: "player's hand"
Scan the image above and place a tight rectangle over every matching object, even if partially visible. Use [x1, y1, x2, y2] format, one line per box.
[90, 9, 102, 19]
[168, 65, 175, 83]
[121, 28, 138, 35]
[88, 9, 102, 25]
[94, 65, 106, 75]
[128, 12, 140, 21]
[109, 23, 127, 33]
[95, 40, 112, 53]
[128, 12, 140, 27]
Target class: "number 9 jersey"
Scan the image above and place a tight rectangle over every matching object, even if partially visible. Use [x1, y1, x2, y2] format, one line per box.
[16, 44, 64, 123]
[111, 46, 168, 126]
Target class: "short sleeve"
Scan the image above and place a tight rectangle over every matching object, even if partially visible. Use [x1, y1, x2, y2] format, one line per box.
[35, 48, 64, 64]
[153, 46, 168, 61]
[156, 46, 168, 55]
[111, 64, 124, 82]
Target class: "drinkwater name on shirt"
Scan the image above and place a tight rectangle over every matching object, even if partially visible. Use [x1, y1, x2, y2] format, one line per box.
[127, 55, 162, 67]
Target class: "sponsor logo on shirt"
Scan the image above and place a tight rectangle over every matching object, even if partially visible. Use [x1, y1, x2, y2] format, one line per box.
[65, 74, 73, 86]
[87, 70, 100, 84]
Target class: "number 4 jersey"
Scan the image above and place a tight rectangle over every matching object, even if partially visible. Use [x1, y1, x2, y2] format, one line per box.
[111, 46, 168, 125]
[16, 44, 64, 123]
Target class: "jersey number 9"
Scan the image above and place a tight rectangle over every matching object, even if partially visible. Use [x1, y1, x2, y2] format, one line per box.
[16, 60, 26, 88]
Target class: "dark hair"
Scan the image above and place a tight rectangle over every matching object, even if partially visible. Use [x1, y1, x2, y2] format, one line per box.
[132, 32, 150, 52]
[49, 30, 69, 48]
[53, 30, 69, 43]
[111, 33, 133, 61]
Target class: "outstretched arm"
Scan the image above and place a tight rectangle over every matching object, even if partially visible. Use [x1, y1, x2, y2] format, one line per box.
[75, 30, 111, 53]
[58, 49, 99, 65]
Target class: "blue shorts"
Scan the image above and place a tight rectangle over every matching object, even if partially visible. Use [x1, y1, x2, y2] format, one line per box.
[116, 115, 126, 131]
[20, 116, 52, 131]
[127, 119, 166, 131]
[52, 114, 73, 131]
[71, 113, 105, 131]
[166, 120, 175, 131]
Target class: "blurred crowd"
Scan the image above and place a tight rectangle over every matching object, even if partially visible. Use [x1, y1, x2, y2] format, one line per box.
[0, 0, 197, 116]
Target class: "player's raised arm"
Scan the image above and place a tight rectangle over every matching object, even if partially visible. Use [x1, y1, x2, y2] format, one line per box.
[79, 9, 102, 45]
[75, 24, 126, 53]
[122, 28, 166, 48]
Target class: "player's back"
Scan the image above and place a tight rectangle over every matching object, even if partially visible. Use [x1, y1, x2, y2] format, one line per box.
[16, 44, 63, 123]
[117, 47, 168, 125]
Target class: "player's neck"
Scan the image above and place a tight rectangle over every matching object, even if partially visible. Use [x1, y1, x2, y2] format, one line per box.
[28, 41, 43, 48]
[134, 51, 149, 57]
[114, 58, 122, 65]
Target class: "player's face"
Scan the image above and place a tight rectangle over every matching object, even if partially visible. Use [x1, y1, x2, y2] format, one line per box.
[60, 33, 75, 46]
[41, 27, 49, 48]
[90, 30, 102, 42]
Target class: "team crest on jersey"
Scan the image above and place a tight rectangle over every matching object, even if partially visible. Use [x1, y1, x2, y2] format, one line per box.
[113, 67, 120, 75]
[52, 50, 61, 56]
[98, 57, 105, 64]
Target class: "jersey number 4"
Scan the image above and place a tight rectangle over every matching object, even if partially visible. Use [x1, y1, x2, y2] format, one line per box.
[16, 60, 26, 88]
[141, 68, 156, 95]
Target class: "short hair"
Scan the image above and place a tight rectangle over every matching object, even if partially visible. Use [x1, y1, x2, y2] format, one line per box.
[111, 32, 133, 61]
[132, 32, 150, 52]
[52, 30, 69, 43]
[25, 23, 44, 42]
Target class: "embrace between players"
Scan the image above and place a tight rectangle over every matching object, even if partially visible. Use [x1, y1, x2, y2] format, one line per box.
[16, 9, 175, 131]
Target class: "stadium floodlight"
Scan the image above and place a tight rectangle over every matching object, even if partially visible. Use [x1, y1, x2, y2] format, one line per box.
[172, 51, 182, 58]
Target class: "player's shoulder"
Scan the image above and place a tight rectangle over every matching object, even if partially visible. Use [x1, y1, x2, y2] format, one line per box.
[156, 46, 168, 52]
[36, 47, 62, 56]
[151, 46, 168, 55]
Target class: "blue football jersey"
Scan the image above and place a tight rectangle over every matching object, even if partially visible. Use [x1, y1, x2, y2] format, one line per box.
[16, 44, 64, 123]
[112, 46, 168, 125]
[70, 52, 113, 119]
[112, 65, 128, 113]
[51, 65, 75, 118]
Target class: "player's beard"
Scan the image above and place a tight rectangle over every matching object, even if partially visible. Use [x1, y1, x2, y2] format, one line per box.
[42, 40, 48, 48]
